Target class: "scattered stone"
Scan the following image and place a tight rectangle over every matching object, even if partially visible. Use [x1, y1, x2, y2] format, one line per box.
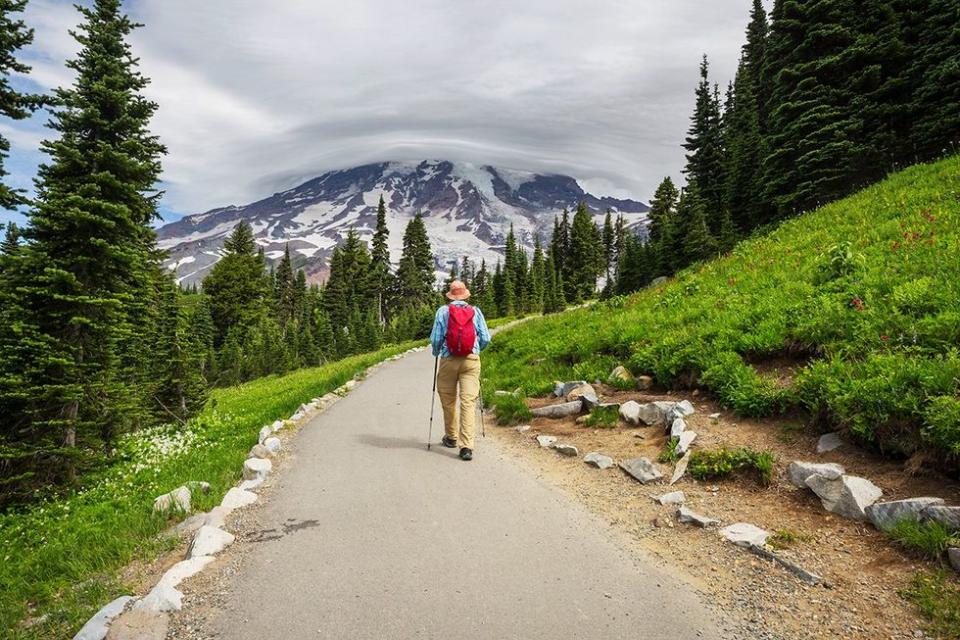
[654, 491, 685, 505]
[584, 452, 614, 469]
[949, 548, 960, 573]
[674, 400, 696, 417]
[242, 457, 272, 481]
[553, 443, 579, 457]
[636, 375, 654, 391]
[237, 478, 263, 492]
[186, 526, 235, 559]
[220, 487, 257, 511]
[248, 444, 270, 459]
[637, 402, 670, 426]
[271, 420, 284, 432]
[677, 506, 719, 527]
[669, 417, 687, 438]
[263, 437, 281, 454]
[921, 505, 960, 530]
[651, 276, 668, 286]
[676, 431, 697, 455]
[258, 425, 272, 444]
[580, 394, 601, 411]
[633, 431, 647, 439]
[608, 365, 634, 385]
[289, 411, 306, 421]
[172, 513, 208, 536]
[866, 497, 945, 530]
[152, 486, 191, 514]
[515, 425, 531, 434]
[708, 412, 721, 421]
[816, 432, 844, 453]
[531, 401, 583, 419]
[554, 380, 587, 397]
[298, 403, 311, 414]
[73, 595, 135, 640]
[619, 401, 642, 425]
[185, 481, 210, 494]
[134, 556, 214, 612]
[536, 435, 557, 448]
[564, 383, 597, 402]
[787, 461, 846, 488]
[104, 609, 168, 640]
[494, 390, 514, 397]
[670, 452, 691, 485]
[720, 522, 770, 547]
[344, 379, 357, 391]
[203, 506, 229, 529]
[619, 457, 663, 484]
[805, 474, 883, 521]
[742, 543, 826, 586]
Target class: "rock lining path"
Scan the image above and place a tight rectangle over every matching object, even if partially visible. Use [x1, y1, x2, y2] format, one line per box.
[194, 349, 722, 639]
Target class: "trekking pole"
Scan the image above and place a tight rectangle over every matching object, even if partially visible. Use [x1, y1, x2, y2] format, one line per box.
[427, 356, 439, 450]
[478, 376, 486, 438]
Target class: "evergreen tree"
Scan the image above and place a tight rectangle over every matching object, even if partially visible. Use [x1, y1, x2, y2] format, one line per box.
[683, 56, 726, 228]
[566, 201, 602, 301]
[0, 0, 42, 209]
[543, 253, 564, 313]
[204, 222, 267, 347]
[8, 0, 166, 482]
[677, 187, 716, 265]
[601, 210, 615, 284]
[646, 177, 679, 243]
[273, 244, 295, 328]
[368, 194, 392, 322]
[550, 209, 571, 300]
[471, 259, 494, 315]
[391, 213, 434, 308]
[152, 277, 207, 421]
[530, 235, 546, 313]
[324, 229, 370, 329]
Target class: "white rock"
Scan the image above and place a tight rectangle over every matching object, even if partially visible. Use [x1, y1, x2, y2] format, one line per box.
[674, 400, 695, 417]
[816, 432, 844, 453]
[584, 452, 614, 469]
[289, 411, 305, 421]
[564, 383, 596, 402]
[787, 461, 846, 488]
[100, 609, 168, 640]
[921, 505, 960, 530]
[220, 487, 257, 511]
[670, 452, 691, 485]
[237, 478, 263, 492]
[637, 402, 669, 426]
[186, 526, 235, 559]
[554, 380, 587, 397]
[675, 431, 697, 455]
[185, 481, 210, 494]
[536, 435, 557, 448]
[242, 457, 272, 481]
[805, 474, 883, 521]
[669, 417, 687, 438]
[258, 425, 272, 444]
[248, 444, 270, 459]
[708, 412, 721, 420]
[677, 506, 719, 527]
[172, 513, 208, 536]
[530, 401, 582, 418]
[515, 425, 531, 434]
[135, 557, 214, 612]
[619, 400, 642, 425]
[73, 595, 135, 640]
[263, 437, 281, 454]
[344, 379, 357, 391]
[552, 443, 579, 457]
[271, 420, 284, 432]
[203, 506, 229, 529]
[720, 522, 770, 547]
[152, 486, 191, 514]
[620, 457, 663, 484]
[866, 497, 945, 530]
[654, 491, 685, 505]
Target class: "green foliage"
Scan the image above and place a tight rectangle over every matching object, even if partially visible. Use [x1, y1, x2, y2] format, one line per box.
[489, 392, 532, 426]
[584, 405, 619, 428]
[658, 437, 681, 463]
[887, 519, 960, 560]
[688, 447, 774, 485]
[768, 528, 812, 550]
[901, 571, 960, 640]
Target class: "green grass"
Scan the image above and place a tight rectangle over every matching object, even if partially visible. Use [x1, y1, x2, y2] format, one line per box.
[489, 392, 533, 425]
[583, 405, 620, 428]
[658, 437, 682, 463]
[0, 341, 421, 638]
[887, 519, 960, 561]
[479, 155, 960, 463]
[688, 447, 775, 485]
[768, 528, 813, 550]
[901, 571, 960, 639]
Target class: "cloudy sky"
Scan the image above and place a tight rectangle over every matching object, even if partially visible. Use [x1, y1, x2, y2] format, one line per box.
[1, 0, 763, 226]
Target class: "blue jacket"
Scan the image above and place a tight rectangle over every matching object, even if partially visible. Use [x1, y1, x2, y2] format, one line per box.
[430, 301, 491, 357]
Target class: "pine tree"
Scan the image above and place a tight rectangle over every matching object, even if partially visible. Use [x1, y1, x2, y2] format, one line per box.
[550, 209, 572, 300]
[0, 0, 42, 209]
[324, 229, 371, 329]
[368, 194, 392, 322]
[391, 213, 434, 308]
[601, 210, 615, 284]
[471, 259, 494, 315]
[204, 222, 268, 347]
[683, 56, 726, 228]
[152, 277, 207, 421]
[646, 177, 679, 243]
[567, 201, 601, 301]
[543, 253, 564, 313]
[9, 0, 166, 482]
[530, 235, 546, 313]
[677, 187, 716, 265]
[273, 244, 295, 328]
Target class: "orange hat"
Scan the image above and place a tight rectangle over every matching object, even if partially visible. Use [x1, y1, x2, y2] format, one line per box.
[446, 280, 471, 301]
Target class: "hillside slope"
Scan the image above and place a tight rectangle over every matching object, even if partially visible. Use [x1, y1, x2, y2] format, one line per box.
[482, 155, 960, 465]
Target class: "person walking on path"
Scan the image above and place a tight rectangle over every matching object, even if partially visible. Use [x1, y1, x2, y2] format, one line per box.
[430, 280, 491, 461]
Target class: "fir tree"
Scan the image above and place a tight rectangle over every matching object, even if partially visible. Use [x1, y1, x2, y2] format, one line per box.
[543, 253, 564, 313]
[646, 177, 679, 243]
[566, 201, 602, 301]
[677, 187, 716, 265]
[530, 235, 546, 313]
[203, 222, 267, 347]
[601, 210, 615, 284]
[682, 56, 726, 228]
[368, 194, 392, 322]
[324, 229, 370, 329]
[391, 213, 434, 308]
[273, 244, 295, 328]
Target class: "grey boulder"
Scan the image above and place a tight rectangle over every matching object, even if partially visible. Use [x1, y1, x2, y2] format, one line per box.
[263, 437, 281, 454]
[73, 595, 135, 640]
[816, 432, 844, 453]
[153, 486, 191, 514]
[564, 383, 597, 402]
[553, 443, 579, 457]
[220, 487, 257, 511]
[670, 452, 691, 485]
[675, 431, 697, 455]
[135, 556, 214, 612]
[674, 400, 696, 417]
[619, 401, 642, 425]
[531, 401, 583, 419]
[921, 505, 960, 530]
[608, 365, 634, 384]
[619, 457, 663, 484]
[949, 548, 960, 573]
[720, 522, 770, 547]
[677, 506, 719, 527]
[248, 444, 270, 459]
[584, 452, 614, 469]
[805, 474, 883, 521]
[554, 380, 587, 397]
[258, 425, 272, 444]
[669, 417, 687, 438]
[865, 497, 945, 530]
[536, 435, 557, 448]
[636, 375, 654, 391]
[787, 461, 845, 488]
[242, 457, 272, 481]
[654, 491, 685, 505]
[186, 525, 235, 559]
[637, 402, 670, 426]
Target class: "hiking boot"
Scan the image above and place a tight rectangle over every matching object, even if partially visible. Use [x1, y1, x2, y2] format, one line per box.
[441, 435, 457, 448]
[459, 448, 473, 461]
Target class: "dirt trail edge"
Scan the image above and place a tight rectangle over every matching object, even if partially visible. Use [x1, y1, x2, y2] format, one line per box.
[169, 348, 727, 640]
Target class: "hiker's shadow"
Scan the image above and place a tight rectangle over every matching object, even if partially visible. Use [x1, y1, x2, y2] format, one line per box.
[357, 434, 454, 455]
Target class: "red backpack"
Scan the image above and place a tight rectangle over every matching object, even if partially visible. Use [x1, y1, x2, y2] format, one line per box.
[446, 304, 477, 357]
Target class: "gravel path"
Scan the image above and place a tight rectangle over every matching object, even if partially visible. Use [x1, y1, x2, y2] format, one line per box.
[176, 349, 724, 640]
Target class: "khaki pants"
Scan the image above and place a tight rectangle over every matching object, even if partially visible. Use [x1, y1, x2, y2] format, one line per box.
[436, 354, 481, 450]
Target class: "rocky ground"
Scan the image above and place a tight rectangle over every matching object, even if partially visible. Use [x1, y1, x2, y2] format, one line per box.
[491, 383, 960, 640]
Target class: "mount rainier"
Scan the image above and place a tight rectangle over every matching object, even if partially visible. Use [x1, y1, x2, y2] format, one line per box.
[157, 160, 649, 285]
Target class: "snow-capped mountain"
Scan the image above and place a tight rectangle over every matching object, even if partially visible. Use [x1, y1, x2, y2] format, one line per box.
[157, 160, 649, 286]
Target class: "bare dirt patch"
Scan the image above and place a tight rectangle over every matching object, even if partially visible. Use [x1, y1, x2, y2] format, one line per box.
[489, 384, 960, 640]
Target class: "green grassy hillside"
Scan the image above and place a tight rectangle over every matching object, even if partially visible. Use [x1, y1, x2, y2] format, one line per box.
[483, 155, 960, 464]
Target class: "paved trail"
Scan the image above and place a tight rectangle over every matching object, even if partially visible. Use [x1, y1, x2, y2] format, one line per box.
[204, 349, 723, 639]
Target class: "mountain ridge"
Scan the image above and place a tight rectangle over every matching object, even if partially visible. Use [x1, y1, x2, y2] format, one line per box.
[157, 160, 649, 285]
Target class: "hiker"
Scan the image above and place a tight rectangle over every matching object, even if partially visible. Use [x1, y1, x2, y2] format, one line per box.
[430, 280, 491, 461]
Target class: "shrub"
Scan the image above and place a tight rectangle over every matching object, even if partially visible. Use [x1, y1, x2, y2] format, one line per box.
[901, 571, 960, 640]
[583, 405, 619, 428]
[887, 519, 959, 561]
[658, 437, 681, 463]
[923, 395, 960, 457]
[489, 393, 532, 425]
[688, 447, 774, 485]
